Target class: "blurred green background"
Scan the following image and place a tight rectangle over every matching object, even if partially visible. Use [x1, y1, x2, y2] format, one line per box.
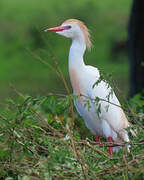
[0, 0, 132, 102]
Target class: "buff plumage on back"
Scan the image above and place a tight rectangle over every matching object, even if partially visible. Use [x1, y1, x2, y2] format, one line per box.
[63, 19, 92, 49]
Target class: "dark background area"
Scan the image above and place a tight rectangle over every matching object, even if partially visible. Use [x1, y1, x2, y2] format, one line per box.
[129, 0, 144, 97]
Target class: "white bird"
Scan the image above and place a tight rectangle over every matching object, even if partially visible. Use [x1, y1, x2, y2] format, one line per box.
[44, 19, 130, 158]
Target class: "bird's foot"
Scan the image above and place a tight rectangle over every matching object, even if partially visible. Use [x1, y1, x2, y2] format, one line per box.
[108, 136, 113, 159]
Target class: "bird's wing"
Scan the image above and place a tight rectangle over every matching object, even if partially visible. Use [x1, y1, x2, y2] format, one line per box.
[85, 66, 129, 132]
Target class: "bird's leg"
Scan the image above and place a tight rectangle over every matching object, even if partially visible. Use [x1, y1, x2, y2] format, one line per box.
[108, 137, 113, 158]
[94, 135, 100, 145]
[94, 135, 99, 142]
[94, 135, 102, 146]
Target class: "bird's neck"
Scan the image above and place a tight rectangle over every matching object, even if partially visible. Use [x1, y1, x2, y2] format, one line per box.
[68, 39, 86, 69]
[68, 39, 86, 94]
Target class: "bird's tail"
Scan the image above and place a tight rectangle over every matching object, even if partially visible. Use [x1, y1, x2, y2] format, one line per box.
[113, 129, 130, 153]
[118, 129, 130, 143]
[118, 126, 137, 152]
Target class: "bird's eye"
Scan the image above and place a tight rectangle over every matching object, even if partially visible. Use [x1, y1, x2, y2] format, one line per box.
[67, 25, 72, 29]
[65, 25, 72, 30]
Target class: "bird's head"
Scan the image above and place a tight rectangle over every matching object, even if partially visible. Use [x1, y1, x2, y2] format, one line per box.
[44, 19, 92, 49]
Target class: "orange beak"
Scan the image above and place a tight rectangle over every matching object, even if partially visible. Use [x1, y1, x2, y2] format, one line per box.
[44, 25, 71, 32]
[44, 26, 66, 32]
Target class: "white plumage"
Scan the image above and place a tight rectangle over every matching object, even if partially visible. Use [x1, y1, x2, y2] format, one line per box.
[45, 19, 130, 157]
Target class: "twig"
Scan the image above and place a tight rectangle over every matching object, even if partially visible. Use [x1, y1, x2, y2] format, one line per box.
[46, 92, 125, 110]
[0, 114, 7, 121]
[27, 49, 59, 76]
[85, 138, 144, 147]
[79, 141, 110, 159]
[47, 93, 67, 98]
[80, 93, 124, 110]
[16, 139, 34, 154]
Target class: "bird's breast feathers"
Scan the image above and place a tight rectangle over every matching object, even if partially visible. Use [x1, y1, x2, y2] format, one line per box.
[69, 68, 84, 95]
[69, 65, 100, 95]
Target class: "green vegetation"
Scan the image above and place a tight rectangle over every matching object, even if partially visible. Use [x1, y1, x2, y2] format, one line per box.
[0, 0, 131, 101]
[0, 87, 144, 179]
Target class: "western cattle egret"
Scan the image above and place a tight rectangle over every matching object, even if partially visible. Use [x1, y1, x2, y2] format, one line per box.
[45, 19, 130, 158]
